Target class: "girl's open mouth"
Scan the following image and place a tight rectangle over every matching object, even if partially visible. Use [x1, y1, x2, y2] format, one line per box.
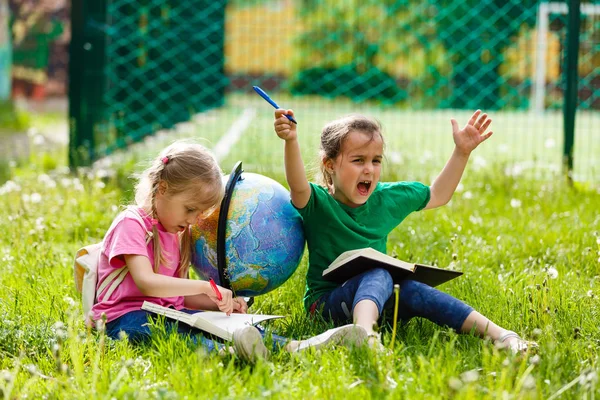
[357, 181, 371, 196]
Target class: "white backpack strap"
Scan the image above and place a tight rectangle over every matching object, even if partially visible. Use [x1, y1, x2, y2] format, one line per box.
[95, 208, 154, 302]
[97, 264, 128, 298]
[98, 266, 129, 302]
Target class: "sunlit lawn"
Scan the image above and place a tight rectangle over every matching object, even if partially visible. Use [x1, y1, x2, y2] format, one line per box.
[0, 104, 598, 399]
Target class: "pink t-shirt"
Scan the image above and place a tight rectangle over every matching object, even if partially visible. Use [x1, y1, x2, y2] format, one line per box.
[91, 207, 185, 323]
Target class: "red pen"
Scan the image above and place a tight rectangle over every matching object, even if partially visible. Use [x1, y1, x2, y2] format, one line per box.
[209, 278, 223, 301]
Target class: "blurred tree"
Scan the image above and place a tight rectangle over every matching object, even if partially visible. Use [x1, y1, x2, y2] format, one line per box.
[432, 0, 538, 109]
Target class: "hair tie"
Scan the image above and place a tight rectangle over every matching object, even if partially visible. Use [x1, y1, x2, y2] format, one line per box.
[150, 218, 159, 226]
[161, 156, 169, 165]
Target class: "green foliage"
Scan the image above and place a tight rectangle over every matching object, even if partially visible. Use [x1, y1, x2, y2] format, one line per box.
[290, 66, 407, 104]
[291, 0, 546, 110]
[1, 132, 599, 398]
[431, 0, 539, 109]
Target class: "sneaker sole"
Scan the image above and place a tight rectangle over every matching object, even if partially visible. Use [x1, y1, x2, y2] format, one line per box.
[294, 324, 368, 352]
[232, 326, 269, 363]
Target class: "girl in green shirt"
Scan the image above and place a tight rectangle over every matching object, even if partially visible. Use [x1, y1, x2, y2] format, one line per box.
[273, 109, 536, 354]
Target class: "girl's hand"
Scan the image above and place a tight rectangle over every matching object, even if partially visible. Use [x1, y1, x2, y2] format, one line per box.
[206, 284, 234, 315]
[232, 297, 248, 314]
[451, 110, 493, 156]
[274, 109, 297, 141]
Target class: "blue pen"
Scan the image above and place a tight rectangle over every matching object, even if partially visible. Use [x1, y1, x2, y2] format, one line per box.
[253, 86, 298, 124]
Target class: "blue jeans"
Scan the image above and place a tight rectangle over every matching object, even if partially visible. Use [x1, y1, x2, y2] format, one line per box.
[105, 309, 289, 352]
[313, 268, 473, 331]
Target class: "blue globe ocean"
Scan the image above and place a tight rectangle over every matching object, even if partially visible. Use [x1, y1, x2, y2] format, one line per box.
[191, 172, 305, 297]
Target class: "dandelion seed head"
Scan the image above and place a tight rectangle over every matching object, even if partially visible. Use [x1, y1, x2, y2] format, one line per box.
[523, 375, 536, 390]
[547, 267, 558, 279]
[64, 296, 75, 308]
[505, 164, 524, 177]
[0, 180, 22, 194]
[460, 369, 480, 383]
[473, 156, 487, 168]
[25, 364, 38, 376]
[510, 198, 522, 208]
[1, 369, 13, 383]
[448, 377, 463, 391]
[60, 178, 72, 187]
[33, 134, 45, 146]
[388, 151, 402, 164]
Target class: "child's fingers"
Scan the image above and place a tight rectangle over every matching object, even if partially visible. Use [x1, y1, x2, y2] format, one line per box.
[450, 118, 459, 133]
[481, 131, 494, 142]
[468, 110, 481, 126]
[275, 108, 294, 119]
[217, 299, 234, 316]
[474, 113, 488, 130]
[480, 118, 492, 133]
[233, 297, 248, 313]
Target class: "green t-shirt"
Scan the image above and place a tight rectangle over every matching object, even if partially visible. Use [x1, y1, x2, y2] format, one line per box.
[296, 181, 431, 311]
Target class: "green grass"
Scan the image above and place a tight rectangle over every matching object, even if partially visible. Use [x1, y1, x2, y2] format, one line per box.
[0, 101, 30, 136]
[0, 108, 599, 399]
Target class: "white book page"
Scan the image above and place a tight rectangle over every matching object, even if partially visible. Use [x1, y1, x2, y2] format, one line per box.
[194, 312, 284, 336]
[142, 301, 195, 325]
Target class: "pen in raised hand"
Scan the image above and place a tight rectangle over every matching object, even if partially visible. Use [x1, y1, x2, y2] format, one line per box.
[253, 86, 298, 124]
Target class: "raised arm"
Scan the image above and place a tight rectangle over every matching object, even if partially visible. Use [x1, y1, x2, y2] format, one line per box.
[425, 110, 493, 210]
[274, 109, 311, 209]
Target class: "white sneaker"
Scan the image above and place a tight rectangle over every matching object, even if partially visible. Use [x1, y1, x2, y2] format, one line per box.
[232, 326, 269, 363]
[290, 324, 368, 352]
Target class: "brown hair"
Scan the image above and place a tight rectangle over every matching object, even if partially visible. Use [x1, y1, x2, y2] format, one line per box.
[134, 141, 224, 277]
[317, 114, 384, 188]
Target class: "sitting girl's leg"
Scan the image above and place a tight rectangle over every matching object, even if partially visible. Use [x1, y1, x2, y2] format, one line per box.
[105, 310, 223, 353]
[384, 280, 536, 352]
[383, 280, 473, 331]
[317, 268, 394, 335]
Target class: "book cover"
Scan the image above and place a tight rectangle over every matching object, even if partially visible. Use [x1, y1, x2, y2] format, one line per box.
[141, 301, 284, 341]
[322, 248, 462, 287]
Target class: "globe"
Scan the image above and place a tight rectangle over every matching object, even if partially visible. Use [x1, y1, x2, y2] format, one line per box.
[191, 165, 305, 297]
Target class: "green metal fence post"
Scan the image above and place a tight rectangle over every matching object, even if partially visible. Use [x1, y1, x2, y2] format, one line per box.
[69, 0, 108, 168]
[563, 0, 581, 182]
[68, 0, 84, 168]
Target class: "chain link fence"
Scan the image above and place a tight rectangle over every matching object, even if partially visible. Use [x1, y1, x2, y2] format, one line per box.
[69, 0, 599, 182]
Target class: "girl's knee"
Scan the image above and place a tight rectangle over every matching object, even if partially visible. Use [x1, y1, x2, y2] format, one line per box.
[363, 268, 393, 300]
[368, 268, 394, 288]
[400, 279, 431, 295]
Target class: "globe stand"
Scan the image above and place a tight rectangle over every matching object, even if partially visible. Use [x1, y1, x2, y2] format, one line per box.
[216, 161, 254, 308]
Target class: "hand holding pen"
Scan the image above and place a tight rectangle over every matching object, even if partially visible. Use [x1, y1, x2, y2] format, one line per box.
[208, 278, 234, 315]
[274, 108, 298, 142]
[253, 86, 298, 124]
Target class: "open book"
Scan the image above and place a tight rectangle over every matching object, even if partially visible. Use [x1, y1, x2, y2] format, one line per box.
[141, 301, 284, 342]
[322, 247, 462, 287]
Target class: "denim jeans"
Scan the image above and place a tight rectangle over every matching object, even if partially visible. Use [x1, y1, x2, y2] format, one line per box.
[105, 309, 289, 352]
[314, 268, 473, 331]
